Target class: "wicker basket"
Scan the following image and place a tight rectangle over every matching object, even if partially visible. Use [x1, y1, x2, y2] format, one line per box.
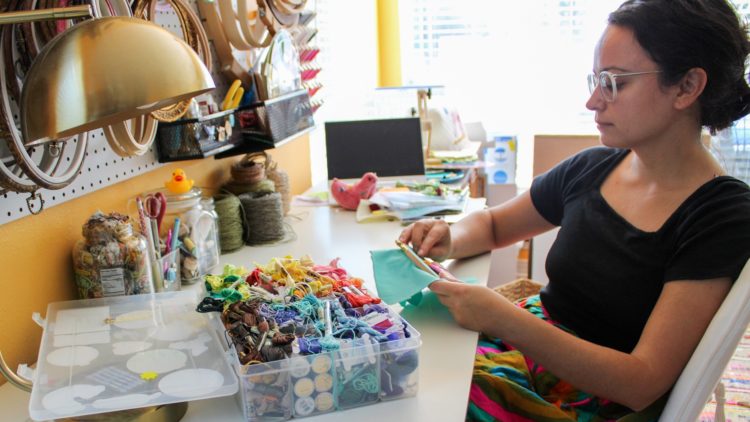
[494, 278, 543, 303]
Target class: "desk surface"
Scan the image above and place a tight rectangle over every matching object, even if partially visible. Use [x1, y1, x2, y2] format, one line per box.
[0, 201, 489, 422]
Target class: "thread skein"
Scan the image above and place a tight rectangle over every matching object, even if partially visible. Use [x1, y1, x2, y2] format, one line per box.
[214, 193, 245, 253]
[239, 192, 285, 244]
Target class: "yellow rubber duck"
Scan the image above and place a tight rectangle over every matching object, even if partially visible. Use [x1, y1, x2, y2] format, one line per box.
[165, 168, 194, 194]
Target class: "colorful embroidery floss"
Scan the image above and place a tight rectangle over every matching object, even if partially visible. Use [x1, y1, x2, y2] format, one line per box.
[202, 255, 422, 418]
[72, 212, 153, 298]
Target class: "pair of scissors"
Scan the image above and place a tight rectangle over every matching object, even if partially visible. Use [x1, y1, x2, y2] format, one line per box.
[143, 192, 166, 232]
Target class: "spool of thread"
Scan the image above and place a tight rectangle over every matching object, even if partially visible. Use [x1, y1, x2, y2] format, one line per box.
[214, 193, 245, 253]
[231, 156, 266, 183]
[239, 192, 285, 244]
[226, 156, 266, 195]
[265, 156, 291, 215]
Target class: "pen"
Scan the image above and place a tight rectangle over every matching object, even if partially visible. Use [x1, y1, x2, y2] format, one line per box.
[150, 218, 161, 260]
[165, 229, 172, 254]
[395, 239, 438, 277]
[170, 218, 181, 253]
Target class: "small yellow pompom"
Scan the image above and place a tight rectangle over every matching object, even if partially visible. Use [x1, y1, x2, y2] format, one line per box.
[140, 371, 159, 381]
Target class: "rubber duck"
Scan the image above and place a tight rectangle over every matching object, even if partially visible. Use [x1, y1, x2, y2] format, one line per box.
[165, 168, 194, 194]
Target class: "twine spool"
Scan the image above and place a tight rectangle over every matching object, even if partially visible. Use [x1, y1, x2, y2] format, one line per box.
[239, 192, 285, 244]
[266, 156, 291, 215]
[226, 155, 266, 195]
[214, 193, 245, 253]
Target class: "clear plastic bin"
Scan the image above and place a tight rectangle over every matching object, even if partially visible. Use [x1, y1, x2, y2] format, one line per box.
[231, 305, 421, 421]
[28, 291, 238, 421]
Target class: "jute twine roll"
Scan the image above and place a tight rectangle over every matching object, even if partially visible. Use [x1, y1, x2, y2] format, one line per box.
[238, 192, 285, 244]
[266, 156, 291, 215]
[226, 155, 266, 195]
[214, 193, 245, 253]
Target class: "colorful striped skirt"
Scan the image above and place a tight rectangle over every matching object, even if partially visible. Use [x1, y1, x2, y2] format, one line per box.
[467, 295, 646, 422]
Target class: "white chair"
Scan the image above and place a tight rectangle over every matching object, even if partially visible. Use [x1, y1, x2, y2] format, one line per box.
[659, 258, 750, 421]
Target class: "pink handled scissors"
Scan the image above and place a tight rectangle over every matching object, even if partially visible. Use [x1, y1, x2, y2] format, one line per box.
[143, 192, 166, 232]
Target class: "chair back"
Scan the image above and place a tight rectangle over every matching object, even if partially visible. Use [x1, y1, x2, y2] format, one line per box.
[660, 258, 750, 421]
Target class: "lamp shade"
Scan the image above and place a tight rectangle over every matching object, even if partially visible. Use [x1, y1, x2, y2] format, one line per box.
[20, 16, 215, 145]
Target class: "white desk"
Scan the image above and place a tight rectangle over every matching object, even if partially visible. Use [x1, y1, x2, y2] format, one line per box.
[0, 201, 490, 422]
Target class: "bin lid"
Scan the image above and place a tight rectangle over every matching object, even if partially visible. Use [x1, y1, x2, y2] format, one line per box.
[28, 291, 237, 421]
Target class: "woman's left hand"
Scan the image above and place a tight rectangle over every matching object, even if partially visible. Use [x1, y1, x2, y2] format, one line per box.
[429, 269, 510, 332]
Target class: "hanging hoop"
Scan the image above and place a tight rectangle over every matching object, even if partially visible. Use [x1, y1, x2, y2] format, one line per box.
[106, 114, 158, 156]
[267, 0, 301, 27]
[238, 0, 274, 47]
[217, 0, 253, 50]
[0, 25, 87, 191]
[257, 0, 281, 36]
[135, 0, 212, 122]
[197, 0, 255, 88]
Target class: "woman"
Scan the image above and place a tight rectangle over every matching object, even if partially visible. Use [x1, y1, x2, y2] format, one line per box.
[400, 0, 750, 420]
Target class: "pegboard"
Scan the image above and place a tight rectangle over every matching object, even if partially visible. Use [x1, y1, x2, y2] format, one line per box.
[0, 0, 233, 225]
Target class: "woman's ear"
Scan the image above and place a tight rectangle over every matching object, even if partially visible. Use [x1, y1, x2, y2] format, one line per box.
[674, 67, 707, 110]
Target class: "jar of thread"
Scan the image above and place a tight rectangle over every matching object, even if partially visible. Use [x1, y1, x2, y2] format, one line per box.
[72, 212, 153, 298]
[159, 187, 221, 284]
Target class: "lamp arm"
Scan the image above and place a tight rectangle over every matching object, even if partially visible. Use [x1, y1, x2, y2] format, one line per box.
[0, 4, 92, 25]
[0, 351, 32, 392]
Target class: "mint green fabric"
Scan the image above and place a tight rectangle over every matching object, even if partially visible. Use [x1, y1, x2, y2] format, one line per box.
[371, 248, 439, 305]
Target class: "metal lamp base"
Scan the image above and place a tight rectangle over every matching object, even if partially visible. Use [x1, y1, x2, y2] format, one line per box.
[60, 402, 188, 422]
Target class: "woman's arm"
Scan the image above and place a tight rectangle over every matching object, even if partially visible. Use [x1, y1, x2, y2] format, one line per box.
[403, 191, 556, 260]
[429, 276, 731, 410]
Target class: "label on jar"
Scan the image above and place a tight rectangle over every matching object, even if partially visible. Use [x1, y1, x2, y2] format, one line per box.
[100, 267, 126, 296]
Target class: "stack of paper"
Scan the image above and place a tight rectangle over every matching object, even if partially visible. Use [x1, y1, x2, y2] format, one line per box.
[356, 181, 468, 223]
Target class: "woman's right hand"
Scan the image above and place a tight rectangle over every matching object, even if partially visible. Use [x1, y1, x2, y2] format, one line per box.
[398, 218, 452, 260]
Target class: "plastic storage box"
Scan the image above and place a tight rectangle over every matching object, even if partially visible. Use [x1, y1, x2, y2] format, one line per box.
[230, 305, 421, 421]
[28, 291, 238, 421]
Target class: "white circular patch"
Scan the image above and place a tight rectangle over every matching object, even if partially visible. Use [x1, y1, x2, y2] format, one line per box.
[147, 320, 197, 342]
[126, 349, 187, 374]
[42, 384, 105, 414]
[46, 346, 99, 367]
[158, 368, 224, 398]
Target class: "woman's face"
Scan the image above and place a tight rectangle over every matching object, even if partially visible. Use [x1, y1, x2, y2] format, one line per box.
[586, 25, 681, 149]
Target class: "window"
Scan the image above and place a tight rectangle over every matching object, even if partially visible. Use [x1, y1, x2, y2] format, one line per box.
[311, 1, 750, 184]
[397, 0, 623, 136]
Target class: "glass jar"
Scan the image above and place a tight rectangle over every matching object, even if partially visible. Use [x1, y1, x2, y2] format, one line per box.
[199, 197, 221, 272]
[72, 212, 153, 298]
[159, 187, 221, 284]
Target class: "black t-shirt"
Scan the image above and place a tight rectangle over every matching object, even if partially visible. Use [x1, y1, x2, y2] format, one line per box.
[530, 147, 750, 353]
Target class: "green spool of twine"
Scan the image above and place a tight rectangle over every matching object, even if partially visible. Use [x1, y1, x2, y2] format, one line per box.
[214, 193, 245, 253]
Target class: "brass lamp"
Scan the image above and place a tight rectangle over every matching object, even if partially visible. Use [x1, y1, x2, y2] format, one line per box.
[0, 5, 215, 146]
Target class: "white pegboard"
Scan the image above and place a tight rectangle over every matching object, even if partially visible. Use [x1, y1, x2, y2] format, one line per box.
[0, 0, 231, 224]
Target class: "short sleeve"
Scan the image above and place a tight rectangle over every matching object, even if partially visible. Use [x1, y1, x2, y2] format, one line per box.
[665, 179, 750, 282]
[530, 147, 621, 226]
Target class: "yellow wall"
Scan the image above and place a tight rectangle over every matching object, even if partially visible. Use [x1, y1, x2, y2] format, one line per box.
[0, 134, 311, 385]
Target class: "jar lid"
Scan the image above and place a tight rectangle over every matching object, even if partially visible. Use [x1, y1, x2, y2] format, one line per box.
[155, 187, 203, 209]
[161, 186, 201, 201]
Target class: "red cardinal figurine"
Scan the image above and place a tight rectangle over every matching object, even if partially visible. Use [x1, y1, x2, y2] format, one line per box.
[330, 172, 378, 210]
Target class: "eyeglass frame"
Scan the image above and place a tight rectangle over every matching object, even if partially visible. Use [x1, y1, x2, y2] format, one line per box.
[587, 70, 662, 102]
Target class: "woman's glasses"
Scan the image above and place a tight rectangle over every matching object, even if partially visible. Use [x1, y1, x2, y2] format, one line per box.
[587, 70, 662, 102]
